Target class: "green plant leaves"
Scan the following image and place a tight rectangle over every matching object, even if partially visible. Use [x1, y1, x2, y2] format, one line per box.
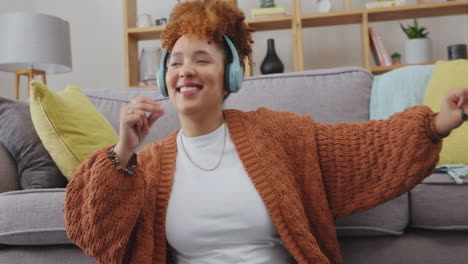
[400, 19, 429, 39]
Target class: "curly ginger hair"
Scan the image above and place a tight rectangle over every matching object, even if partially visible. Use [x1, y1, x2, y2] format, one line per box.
[160, 0, 254, 69]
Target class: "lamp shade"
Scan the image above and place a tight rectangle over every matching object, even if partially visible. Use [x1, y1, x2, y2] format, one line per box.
[0, 12, 72, 73]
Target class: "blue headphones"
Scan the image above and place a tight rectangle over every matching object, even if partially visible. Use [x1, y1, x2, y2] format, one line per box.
[156, 35, 244, 97]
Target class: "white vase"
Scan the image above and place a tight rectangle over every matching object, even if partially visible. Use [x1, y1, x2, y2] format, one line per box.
[404, 38, 432, 64]
[139, 47, 161, 85]
[317, 0, 332, 13]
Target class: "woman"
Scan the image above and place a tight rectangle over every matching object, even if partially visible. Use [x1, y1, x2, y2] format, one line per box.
[64, 1, 468, 263]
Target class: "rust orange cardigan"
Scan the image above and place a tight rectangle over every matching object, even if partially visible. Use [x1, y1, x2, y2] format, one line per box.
[64, 106, 442, 264]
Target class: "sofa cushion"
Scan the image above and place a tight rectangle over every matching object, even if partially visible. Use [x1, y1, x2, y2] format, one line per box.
[225, 67, 373, 124]
[0, 245, 98, 264]
[410, 173, 468, 230]
[339, 229, 468, 264]
[0, 97, 67, 190]
[0, 143, 20, 193]
[30, 81, 119, 181]
[334, 194, 409, 237]
[0, 189, 71, 245]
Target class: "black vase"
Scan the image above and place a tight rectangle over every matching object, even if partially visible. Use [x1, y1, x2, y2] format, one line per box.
[260, 39, 284, 75]
[448, 44, 468, 60]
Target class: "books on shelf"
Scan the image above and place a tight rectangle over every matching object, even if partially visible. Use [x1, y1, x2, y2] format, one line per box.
[365, 0, 405, 9]
[369, 27, 392, 66]
[250, 7, 286, 18]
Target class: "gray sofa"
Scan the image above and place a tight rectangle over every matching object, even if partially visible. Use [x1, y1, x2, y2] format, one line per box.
[1, 66, 467, 264]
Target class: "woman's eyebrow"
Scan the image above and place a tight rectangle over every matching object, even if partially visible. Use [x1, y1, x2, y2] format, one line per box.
[192, 50, 212, 57]
[170, 50, 213, 59]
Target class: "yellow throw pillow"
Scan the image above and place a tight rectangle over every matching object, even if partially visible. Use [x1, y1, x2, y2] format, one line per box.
[423, 59, 468, 166]
[30, 81, 119, 181]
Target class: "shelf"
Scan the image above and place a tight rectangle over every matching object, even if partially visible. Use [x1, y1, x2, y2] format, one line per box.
[127, 26, 166, 40]
[299, 1, 468, 28]
[301, 10, 363, 27]
[367, 2, 468, 22]
[371, 62, 435, 74]
[245, 16, 293, 31]
[123, 0, 468, 86]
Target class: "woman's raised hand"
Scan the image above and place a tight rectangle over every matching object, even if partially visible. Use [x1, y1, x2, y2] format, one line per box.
[114, 96, 165, 166]
[435, 88, 468, 137]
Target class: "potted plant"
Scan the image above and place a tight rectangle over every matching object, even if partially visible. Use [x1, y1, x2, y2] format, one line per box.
[391, 52, 401, 65]
[400, 19, 431, 64]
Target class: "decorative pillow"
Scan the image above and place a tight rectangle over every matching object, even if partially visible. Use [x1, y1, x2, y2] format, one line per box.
[370, 65, 433, 120]
[423, 60, 468, 165]
[0, 97, 67, 189]
[29, 81, 119, 181]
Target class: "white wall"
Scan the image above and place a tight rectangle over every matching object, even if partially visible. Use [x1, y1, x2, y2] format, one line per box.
[0, 0, 467, 99]
[34, 0, 125, 94]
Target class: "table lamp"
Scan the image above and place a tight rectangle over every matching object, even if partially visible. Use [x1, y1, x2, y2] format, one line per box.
[0, 12, 72, 99]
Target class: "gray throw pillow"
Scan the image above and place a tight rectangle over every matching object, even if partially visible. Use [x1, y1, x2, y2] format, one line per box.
[0, 97, 67, 189]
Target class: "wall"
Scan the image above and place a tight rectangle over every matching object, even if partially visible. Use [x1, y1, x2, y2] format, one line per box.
[0, 0, 467, 99]
[35, 0, 125, 95]
[0, 0, 125, 99]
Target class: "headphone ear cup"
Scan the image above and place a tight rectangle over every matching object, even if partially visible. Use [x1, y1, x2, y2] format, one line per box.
[228, 61, 243, 93]
[224, 62, 231, 93]
[157, 50, 169, 97]
[223, 35, 244, 93]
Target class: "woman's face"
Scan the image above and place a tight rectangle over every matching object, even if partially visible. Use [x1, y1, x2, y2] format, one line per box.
[166, 35, 226, 118]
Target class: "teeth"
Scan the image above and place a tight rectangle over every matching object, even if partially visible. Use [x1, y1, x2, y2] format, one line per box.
[179, 87, 199, 93]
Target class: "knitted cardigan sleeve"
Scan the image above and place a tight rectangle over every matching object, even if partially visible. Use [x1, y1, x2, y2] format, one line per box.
[63, 145, 153, 264]
[314, 105, 442, 219]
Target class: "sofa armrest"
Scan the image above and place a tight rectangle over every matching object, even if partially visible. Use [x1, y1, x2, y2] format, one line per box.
[0, 142, 20, 193]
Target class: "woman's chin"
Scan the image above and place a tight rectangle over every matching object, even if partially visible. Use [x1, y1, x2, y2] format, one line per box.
[176, 103, 202, 117]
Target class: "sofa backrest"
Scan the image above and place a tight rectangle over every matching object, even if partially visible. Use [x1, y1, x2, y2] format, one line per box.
[83, 88, 175, 149]
[225, 66, 373, 125]
[84, 66, 373, 149]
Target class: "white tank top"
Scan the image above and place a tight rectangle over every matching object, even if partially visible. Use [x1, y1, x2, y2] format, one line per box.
[165, 123, 294, 263]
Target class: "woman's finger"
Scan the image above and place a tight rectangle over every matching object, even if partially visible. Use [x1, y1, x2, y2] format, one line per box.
[457, 92, 465, 108]
[148, 109, 165, 127]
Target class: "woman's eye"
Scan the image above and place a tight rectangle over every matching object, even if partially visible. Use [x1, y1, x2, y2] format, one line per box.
[197, 60, 209, 64]
[169, 62, 181, 67]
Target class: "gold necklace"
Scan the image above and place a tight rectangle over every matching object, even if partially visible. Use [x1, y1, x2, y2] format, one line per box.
[179, 123, 227, 171]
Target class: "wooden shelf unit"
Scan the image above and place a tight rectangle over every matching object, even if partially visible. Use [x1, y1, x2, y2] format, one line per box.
[123, 0, 468, 88]
[127, 26, 166, 41]
[245, 16, 294, 31]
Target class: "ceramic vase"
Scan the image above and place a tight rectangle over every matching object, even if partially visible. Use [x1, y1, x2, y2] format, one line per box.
[404, 38, 432, 64]
[260, 39, 284, 75]
[139, 47, 161, 85]
[448, 44, 467, 60]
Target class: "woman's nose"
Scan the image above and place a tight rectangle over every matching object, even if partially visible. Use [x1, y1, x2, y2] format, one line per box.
[179, 63, 195, 78]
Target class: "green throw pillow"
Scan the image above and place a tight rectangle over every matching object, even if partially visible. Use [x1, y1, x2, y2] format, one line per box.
[30, 81, 119, 181]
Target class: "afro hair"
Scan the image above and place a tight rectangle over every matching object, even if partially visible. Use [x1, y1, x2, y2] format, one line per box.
[160, 0, 254, 69]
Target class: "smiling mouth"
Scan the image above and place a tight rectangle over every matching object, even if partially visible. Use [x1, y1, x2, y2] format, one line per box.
[176, 85, 203, 95]
[178, 86, 200, 93]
